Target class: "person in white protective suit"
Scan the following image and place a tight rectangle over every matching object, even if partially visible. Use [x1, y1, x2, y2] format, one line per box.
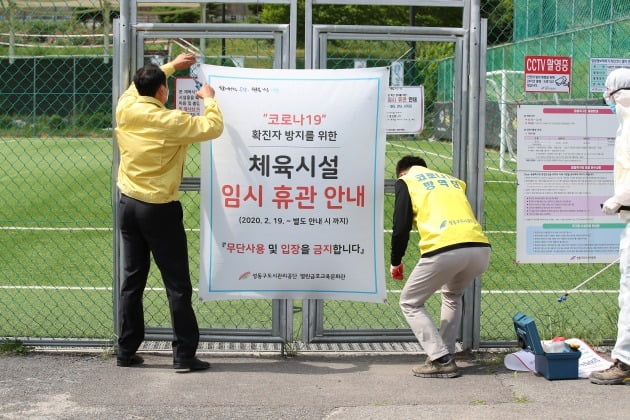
[592, 67, 630, 385]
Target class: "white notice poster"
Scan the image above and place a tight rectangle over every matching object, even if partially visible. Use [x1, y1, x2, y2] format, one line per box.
[386, 86, 424, 134]
[516, 105, 621, 263]
[197, 65, 389, 302]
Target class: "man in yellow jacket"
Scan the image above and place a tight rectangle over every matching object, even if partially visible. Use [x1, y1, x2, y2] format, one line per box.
[390, 156, 490, 378]
[115, 53, 223, 371]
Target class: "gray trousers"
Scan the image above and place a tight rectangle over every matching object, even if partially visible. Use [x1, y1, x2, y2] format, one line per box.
[399, 246, 491, 361]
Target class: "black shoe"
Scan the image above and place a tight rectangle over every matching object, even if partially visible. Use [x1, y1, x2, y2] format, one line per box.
[117, 354, 144, 367]
[173, 357, 210, 371]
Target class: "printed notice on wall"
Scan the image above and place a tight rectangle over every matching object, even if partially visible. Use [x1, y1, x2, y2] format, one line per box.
[197, 65, 388, 301]
[516, 105, 621, 264]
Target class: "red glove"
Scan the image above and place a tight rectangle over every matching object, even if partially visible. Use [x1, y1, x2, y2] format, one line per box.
[390, 264, 404, 281]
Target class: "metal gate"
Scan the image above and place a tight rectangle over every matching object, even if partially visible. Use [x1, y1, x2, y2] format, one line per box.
[112, 0, 298, 347]
[300, 0, 486, 348]
[112, 0, 484, 351]
[2, 0, 622, 350]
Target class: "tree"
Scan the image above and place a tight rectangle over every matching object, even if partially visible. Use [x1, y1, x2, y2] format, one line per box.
[258, 1, 513, 46]
[482, 0, 514, 45]
[156, 5, 220, 24]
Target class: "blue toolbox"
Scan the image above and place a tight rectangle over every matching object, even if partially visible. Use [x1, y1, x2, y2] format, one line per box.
[513, 312, 581, 380]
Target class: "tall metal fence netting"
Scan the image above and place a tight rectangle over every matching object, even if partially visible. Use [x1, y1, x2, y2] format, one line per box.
[311, 35, 461, 341]
[1, 0, 628, 348]
[473, 0, 630, 345]
[0, 1, 279, 345]
[0, 0, 121, 342]
[0, 53, 113, 341]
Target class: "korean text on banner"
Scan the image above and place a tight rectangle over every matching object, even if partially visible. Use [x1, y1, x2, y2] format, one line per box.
[198, 65, 389, 302]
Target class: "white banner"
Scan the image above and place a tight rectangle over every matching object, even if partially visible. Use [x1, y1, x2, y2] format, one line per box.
[197, 65, 388, 302]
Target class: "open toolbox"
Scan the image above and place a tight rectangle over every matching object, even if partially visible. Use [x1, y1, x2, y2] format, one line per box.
[513, 312, 581, 380]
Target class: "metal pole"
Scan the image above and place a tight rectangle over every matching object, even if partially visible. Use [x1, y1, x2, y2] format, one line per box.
[221, 4, 226, 66]
[103, 0, 111, 64]
[8, 0, 15, 64]
[288, 0, 297, 68]
[305, 0, 313, 69]
[408, 5, 416, 85]
[113, 0, 131, 342]
[461, 0, 482, 351]
[200, 3, 206, 53]
[500, 69, 507, 171]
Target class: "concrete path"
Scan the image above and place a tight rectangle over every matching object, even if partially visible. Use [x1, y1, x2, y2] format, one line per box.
[1, 350, 628, 419]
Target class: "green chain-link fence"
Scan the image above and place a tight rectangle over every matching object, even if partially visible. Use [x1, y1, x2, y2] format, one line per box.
[0, 54, 114, 341]
[477, 0, 630, 344]
[1, 0, 628, 348]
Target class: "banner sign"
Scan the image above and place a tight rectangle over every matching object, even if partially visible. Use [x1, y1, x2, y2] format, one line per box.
[524, 55, 572, 93]
[197, 65, 388, 302]
[516, 105, 621, 263]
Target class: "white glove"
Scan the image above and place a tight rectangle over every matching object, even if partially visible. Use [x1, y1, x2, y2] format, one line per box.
[602, 197, 622, 215]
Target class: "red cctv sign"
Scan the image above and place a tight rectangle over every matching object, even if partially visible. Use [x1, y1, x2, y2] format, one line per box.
[524, 55, 572, 93]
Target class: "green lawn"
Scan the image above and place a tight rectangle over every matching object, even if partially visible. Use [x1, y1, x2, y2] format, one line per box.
[0, 137, 619, 344]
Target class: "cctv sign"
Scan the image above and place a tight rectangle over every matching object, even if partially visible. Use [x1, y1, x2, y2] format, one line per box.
[524, 55, 572, 93]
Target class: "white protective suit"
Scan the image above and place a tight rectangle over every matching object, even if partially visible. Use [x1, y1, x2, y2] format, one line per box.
[603, 67, 630, 366]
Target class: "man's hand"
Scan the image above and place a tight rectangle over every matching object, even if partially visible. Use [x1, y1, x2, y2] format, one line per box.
[196, 83, 215, 99]
[171, 53, 197, 71]
[602, 197, 622, 215]
[390, 264, 404, 281]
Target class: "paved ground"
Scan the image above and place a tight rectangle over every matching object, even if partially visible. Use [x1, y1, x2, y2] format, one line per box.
[0, 349, 628, 419]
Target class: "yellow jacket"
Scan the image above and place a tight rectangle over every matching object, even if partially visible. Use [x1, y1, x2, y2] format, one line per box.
[115, 62, 224, 203]
[402, 166, 489, 257]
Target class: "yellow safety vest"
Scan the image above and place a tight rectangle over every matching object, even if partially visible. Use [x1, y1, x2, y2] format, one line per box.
[401, 166, 489, 256]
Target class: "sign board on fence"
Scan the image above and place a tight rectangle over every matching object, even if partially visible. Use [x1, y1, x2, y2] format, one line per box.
[524, 55, 572, 93]
[174, 77, 202, 116]
[516, 105, 621, 263]
[197, 64, 388, 302]
[589, 58, 630, 92]
[385, 86, 424, 134]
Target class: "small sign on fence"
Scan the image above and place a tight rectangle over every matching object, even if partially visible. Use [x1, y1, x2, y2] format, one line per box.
[174, 77, 202, 116]
[589, 58, 630, 92]
[524, 55, 572, 94]
[385, 86, 424, 134]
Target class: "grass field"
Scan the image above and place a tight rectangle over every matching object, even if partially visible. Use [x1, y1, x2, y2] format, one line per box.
[0, 136, 620, 345]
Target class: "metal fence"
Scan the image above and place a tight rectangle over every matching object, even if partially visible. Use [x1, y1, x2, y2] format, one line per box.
[477, 0, 629, 345]
[1, 0, 628, 350]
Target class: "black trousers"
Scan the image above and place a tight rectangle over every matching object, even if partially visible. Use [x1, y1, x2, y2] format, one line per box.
[117, 194, 199, 360]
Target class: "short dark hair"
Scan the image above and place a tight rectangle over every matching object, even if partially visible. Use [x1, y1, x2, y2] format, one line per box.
[133, 63, 166, 97]
[396, 155, 427, 177]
